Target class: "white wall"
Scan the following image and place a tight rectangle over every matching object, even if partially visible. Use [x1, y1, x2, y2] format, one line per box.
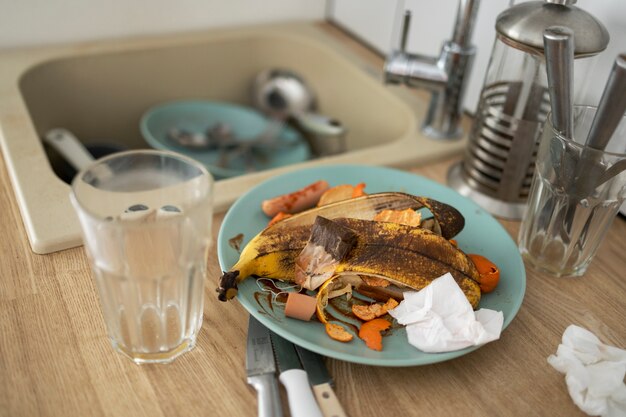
[329, 0, 626, 113]
[0, 0, 327, 50]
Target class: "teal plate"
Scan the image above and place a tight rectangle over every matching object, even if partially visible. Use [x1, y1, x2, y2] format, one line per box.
[140, 100, 310, 179]
[217, 164, 526, 367]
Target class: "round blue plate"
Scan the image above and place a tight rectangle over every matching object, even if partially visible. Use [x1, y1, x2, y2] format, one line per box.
[217, 164, 526, 366]
[140, 100, 310, 179]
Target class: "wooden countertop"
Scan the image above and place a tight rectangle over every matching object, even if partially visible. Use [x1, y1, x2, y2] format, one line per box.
[3, 152, 626, 417]
[1, 23, 625, 417]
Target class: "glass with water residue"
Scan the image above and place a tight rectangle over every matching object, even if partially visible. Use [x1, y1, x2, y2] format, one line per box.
[518, 106, 626, 277]
[71, 150, 213, 364]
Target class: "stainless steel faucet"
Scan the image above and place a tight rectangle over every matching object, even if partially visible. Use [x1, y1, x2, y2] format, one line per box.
[384, 0, 480, 139]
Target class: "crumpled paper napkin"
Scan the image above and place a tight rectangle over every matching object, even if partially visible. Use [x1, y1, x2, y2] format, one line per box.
[547, 325, 626, 417]
[388, 273, 503, 353]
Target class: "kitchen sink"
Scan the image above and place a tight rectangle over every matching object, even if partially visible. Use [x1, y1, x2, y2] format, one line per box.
[0, 22, 467, 254]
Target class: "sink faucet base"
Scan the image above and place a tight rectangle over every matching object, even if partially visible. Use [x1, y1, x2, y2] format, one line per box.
[422, 42, 476, 139]
[384, 1, 480, 140]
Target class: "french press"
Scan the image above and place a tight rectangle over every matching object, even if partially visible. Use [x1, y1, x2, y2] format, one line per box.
[447, 0, 609, 219]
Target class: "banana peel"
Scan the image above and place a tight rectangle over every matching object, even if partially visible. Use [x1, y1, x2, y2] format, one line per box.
[332, 218, 480, 308]
[217, 192, 478, 306]
[259, 192, 465, 239]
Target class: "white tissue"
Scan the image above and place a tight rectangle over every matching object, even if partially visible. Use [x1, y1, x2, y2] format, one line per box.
[388, 273, 503, 353]
[547, 325, 626, 417]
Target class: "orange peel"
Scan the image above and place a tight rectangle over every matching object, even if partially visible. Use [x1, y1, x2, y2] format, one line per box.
[358, 318, 391, 351]
[325, 323, 353, 342]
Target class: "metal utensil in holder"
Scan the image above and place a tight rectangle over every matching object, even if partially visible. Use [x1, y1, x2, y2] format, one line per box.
[447, 0, 609, 219]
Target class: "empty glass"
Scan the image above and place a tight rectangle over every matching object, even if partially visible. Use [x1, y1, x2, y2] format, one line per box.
[518, 106, 626, 277]
[71, 150, 213, 364]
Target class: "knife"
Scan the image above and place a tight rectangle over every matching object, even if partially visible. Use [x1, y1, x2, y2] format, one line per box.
[246, 316, 284, 417]
[270, 332, 323, 417]
[295, 346, 349, 417]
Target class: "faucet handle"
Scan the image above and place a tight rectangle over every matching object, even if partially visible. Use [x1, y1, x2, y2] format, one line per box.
[399, 10, 412, 53]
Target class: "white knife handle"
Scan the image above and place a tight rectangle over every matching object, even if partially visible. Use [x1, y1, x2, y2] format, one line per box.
[313, 383, 349, 417]
[248, 374, 284, 417]
[279, 369, 323, 417]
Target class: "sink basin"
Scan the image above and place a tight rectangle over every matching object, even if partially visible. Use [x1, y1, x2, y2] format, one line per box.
[0, 22, 466, 254]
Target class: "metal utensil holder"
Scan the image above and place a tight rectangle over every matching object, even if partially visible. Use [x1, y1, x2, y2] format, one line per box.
[448, 79, 551, 218]
[447, 0, 609, 219]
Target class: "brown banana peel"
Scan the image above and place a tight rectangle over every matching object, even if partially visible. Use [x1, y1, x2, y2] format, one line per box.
[217, 192, 479, 306]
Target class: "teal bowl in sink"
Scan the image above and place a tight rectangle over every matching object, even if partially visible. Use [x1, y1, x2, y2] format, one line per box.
[140, 100, 311, 179]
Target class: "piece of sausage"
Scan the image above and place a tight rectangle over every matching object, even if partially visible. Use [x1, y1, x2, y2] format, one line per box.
[284, 292, 317, 321]
[261, 180, 330, 217]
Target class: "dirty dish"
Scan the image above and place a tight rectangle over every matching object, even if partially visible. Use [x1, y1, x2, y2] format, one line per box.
[217, 164, 526, 367]
[140, 100, 310, 179]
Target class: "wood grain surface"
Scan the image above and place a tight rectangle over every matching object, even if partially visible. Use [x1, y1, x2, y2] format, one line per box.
[1, 24, 625, 417]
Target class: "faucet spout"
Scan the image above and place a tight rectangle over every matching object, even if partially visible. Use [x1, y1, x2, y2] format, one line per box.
[384, 52, 448, 90]
[384, 0, 480, 139]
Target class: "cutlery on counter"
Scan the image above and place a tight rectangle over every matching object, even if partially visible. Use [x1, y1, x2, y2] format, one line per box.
[295, 345, 348, 417]
[246, 315, 348, 417]
[270, 331, 323, 417]
[246, 316, 283, 417]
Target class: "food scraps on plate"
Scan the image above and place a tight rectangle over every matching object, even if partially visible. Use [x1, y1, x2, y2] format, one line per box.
[218, 180, 501, 352]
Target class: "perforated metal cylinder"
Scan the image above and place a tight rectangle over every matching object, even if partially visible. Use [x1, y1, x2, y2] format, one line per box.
[449, 37, 550, 219]
[448, 0, 608, 219]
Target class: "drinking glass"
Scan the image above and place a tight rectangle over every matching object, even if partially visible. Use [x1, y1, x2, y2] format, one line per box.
[518, 106, 626, 277]
[71, 150, 213, 364]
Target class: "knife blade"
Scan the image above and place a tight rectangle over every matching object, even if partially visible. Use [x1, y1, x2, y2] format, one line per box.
[270, 332, 323, 417]
[295, 346, 349, 417]
[246, 316, 283, 417]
